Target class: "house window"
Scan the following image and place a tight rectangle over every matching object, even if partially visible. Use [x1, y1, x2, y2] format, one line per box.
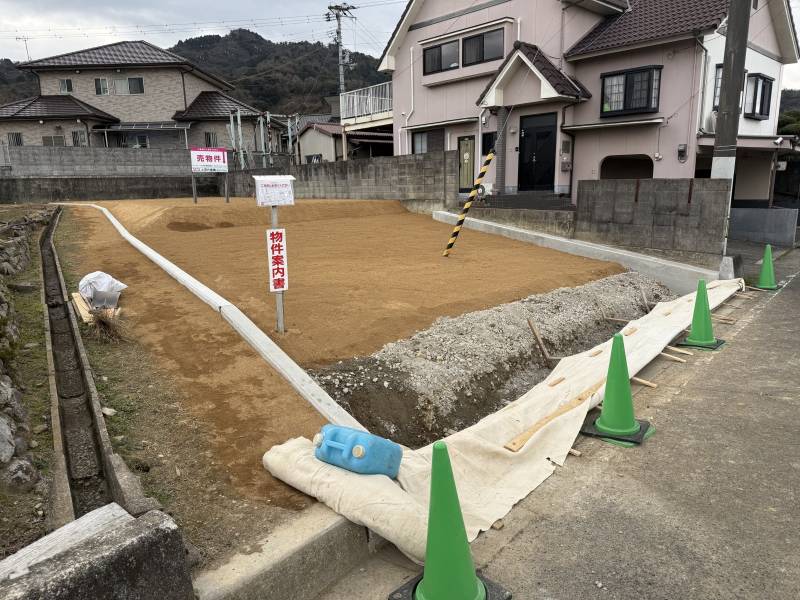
[7, 132, 23, 146]
[204, 132, 218, 147]
[71, 131, 87, 147]
[423, 40, 459, 75]
[95, 78, 109, 95]
[744, 73, 773, 119]
[58, 79, 73, 94]
[463, 29, 504, 67]
[412, 128, 445, 154]
[601, 66, 662, 116]
[42, 135, 66, 147]
[713, 64, 723, 109]
[481, 131, 497, 155]
[113, 77, 145, 95]
[133, 135, 149, 148]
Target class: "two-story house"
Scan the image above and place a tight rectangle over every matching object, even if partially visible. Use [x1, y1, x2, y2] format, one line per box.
[0, 40, 262, 150]
[377, 0, 798, 203]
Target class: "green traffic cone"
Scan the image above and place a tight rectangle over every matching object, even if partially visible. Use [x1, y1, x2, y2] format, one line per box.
[415, 441, 485, 600]
[755, 244, 778, 290]
[595, 334, 640, 437]
[683, 279, 722, 349]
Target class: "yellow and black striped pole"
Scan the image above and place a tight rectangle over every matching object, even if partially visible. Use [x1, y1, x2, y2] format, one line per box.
[442, 149, 495, 257]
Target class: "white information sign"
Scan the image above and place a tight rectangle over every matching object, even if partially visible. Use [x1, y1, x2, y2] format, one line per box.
[190, 147, 229, 173]
[254, 175, 296, 206]
[266, 229, 288, 293]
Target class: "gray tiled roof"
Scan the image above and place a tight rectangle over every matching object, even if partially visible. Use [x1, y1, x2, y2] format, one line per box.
[19, 40, 232, 89]
[0, 95, 118, 122]
[173, 91, 260, 121]
[477, 42, 591, 106]
[566, 0, 729, 58]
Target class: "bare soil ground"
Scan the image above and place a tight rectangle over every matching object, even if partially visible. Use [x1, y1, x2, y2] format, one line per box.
[58, 197, 623, 565]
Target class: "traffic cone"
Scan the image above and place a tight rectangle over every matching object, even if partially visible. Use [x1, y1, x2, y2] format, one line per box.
[682, 279, 724, 350]
[755, 244, 778, 290]
[580, 334, 653, 446]
[387, 441, 511, 600]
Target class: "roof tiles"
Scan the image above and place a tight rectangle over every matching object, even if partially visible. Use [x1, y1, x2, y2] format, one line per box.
[0, 95, 118, 122]
[173, 91, 260, 121]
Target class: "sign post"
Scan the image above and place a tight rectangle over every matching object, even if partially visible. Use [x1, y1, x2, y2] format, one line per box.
[254, 175, 296, 334]
[190, 147, 229, 204]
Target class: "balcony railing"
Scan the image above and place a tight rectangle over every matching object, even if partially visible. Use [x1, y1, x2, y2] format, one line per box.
[340, 81, 393, 120]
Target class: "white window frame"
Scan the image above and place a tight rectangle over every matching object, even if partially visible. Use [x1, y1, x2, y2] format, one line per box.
[95, 77, 109, 96]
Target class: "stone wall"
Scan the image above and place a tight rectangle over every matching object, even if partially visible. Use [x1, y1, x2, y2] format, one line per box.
[468, 207, 576, 238]
[5, 147, 191, 177]
[0, 209, 54, 492]
[575, 178, 731, 257]
[224, 150, 459, 210]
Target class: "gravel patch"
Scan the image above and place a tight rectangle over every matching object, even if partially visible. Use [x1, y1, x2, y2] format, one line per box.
[313, 272, 672, 447]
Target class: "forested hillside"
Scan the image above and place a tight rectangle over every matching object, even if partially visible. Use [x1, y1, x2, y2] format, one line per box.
[0, 29, 388, 114]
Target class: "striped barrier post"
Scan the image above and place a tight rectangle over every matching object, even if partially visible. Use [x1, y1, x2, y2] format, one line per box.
[442, 149, 495, 257]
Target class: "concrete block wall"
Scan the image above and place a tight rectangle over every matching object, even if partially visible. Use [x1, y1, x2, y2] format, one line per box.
[0, 175, 217, 203]
[729, 207, 798, 246]
[469, 207, 576, 238]
[225, 151, 459, 211]
[575, 178, 730, 257]
[7, 147, 191, 177]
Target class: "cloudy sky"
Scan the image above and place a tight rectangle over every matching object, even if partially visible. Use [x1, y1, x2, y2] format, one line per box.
[2, 0, 800, 88]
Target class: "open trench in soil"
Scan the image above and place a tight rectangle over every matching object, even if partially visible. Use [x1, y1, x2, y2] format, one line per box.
[313, 272, 673, 448]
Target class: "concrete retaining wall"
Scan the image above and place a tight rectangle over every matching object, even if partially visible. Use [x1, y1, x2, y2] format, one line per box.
[6, 147, 191, 177]
[468, 207, 576, 238]
[0, 175, 217, 203]
[224, 151, 459, 211]
[729, 207, 798, 247]
[433, 211, 718, 294]
[575, 179, 730, 257]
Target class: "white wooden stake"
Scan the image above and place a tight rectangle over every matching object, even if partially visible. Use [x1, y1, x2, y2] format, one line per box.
[272, 205, 285, 334]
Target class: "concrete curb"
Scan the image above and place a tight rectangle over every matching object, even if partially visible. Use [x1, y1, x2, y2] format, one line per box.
[433, 211, 718, 294]
[193, 504, 370, 600]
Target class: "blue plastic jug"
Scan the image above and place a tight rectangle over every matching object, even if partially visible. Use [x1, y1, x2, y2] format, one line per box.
[313, 425, 403, 479]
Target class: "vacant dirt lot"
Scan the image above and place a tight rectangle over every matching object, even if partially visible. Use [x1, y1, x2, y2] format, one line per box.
[96, 198, 623, 366]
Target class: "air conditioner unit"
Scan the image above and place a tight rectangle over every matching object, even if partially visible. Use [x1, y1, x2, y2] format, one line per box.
[705, 110, 718, 133]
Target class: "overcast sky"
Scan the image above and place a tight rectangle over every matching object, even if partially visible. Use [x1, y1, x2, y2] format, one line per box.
[2, 0, 800, 88]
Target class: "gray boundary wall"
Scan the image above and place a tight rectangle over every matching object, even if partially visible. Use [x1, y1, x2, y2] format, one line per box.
[5, 147, 192, 177]
[575, 178, 730, 257]
[729, 207, 798, 246]
[0, 175, 217, 202]
[224, 150, 459, 211]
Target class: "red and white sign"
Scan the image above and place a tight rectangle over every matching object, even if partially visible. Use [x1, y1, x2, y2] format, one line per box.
[191, 147, 228, 173]
[266, 229, 288, 293]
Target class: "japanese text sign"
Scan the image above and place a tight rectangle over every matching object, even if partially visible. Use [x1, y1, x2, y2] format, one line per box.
[266, 229, 288, 293]
[254, 175, 296, 206]
[191, 147, 229, 173]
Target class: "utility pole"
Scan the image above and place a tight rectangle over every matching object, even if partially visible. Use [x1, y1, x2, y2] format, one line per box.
[711, 0, 751, 261]
[326, 4, 356, 95]
[15, 37, 30, 61]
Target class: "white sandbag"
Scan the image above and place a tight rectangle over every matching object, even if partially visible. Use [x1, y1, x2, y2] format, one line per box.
[264, 279, 744, 562]
[78, 271, 128, 309]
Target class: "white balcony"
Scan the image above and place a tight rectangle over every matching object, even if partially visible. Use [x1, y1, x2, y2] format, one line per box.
[340, 81, 393, 130]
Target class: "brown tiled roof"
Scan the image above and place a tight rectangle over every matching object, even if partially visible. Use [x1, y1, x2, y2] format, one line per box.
[19, 40, 232, 89]
[477, 42, 591, 106]
[0, 95, 118, 122]
[173, 91, 260, 121]
[566, 0, 729, 58]
[299, 122, 344, 137]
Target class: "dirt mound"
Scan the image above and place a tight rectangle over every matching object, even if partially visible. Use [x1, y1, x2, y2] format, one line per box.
[167, 221, 235, 232]
[314, 272, 672, 447]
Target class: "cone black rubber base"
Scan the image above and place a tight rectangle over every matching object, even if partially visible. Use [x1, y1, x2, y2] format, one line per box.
[676, 337, 725, 350]
[580, 411, 652, 445]
[388, 572, 512, 600]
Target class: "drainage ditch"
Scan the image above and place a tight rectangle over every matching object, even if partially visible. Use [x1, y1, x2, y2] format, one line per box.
[40, 210, 110, 516]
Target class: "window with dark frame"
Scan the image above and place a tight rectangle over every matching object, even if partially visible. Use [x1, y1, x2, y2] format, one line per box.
[600, 66, 662, 117]
[94, 78, 109, 95]
[42, 135, 66, 147]
[7, 132, 23, 146]
[58, 79, 73, 94]
[463, 28, 504, 67]
[71, 130, 87, 147]
[423, 40, 459, 75]
[744, 73, 773, 119]
[412, 128, 445, 154]
[481, 131, 497, 155]
[713, 64, 723, 109]
[204, 132, 218, 147]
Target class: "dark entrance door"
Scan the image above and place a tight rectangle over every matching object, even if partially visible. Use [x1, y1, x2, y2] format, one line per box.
[458, 136, 476, 193]
[518, 113, 557, 192]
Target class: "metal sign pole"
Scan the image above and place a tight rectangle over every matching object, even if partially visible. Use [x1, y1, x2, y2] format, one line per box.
[224, 172, 230, 203]
[271, 204, 285, 333]
[191, 172, 198, 204]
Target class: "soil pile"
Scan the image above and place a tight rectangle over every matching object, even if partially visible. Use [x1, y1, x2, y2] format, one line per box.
[315, 272, 672, 447]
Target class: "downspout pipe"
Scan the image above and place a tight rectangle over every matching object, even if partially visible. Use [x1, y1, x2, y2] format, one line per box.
[695, 34, 710, 134]
[403, 46, 415, 154]
[560, 100, 581, 201]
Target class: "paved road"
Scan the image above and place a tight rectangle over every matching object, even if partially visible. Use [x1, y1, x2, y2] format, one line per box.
[318, 249, 800, 600]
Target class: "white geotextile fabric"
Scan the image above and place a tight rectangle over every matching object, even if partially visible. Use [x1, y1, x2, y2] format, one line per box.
[264, 278, 745, 562]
